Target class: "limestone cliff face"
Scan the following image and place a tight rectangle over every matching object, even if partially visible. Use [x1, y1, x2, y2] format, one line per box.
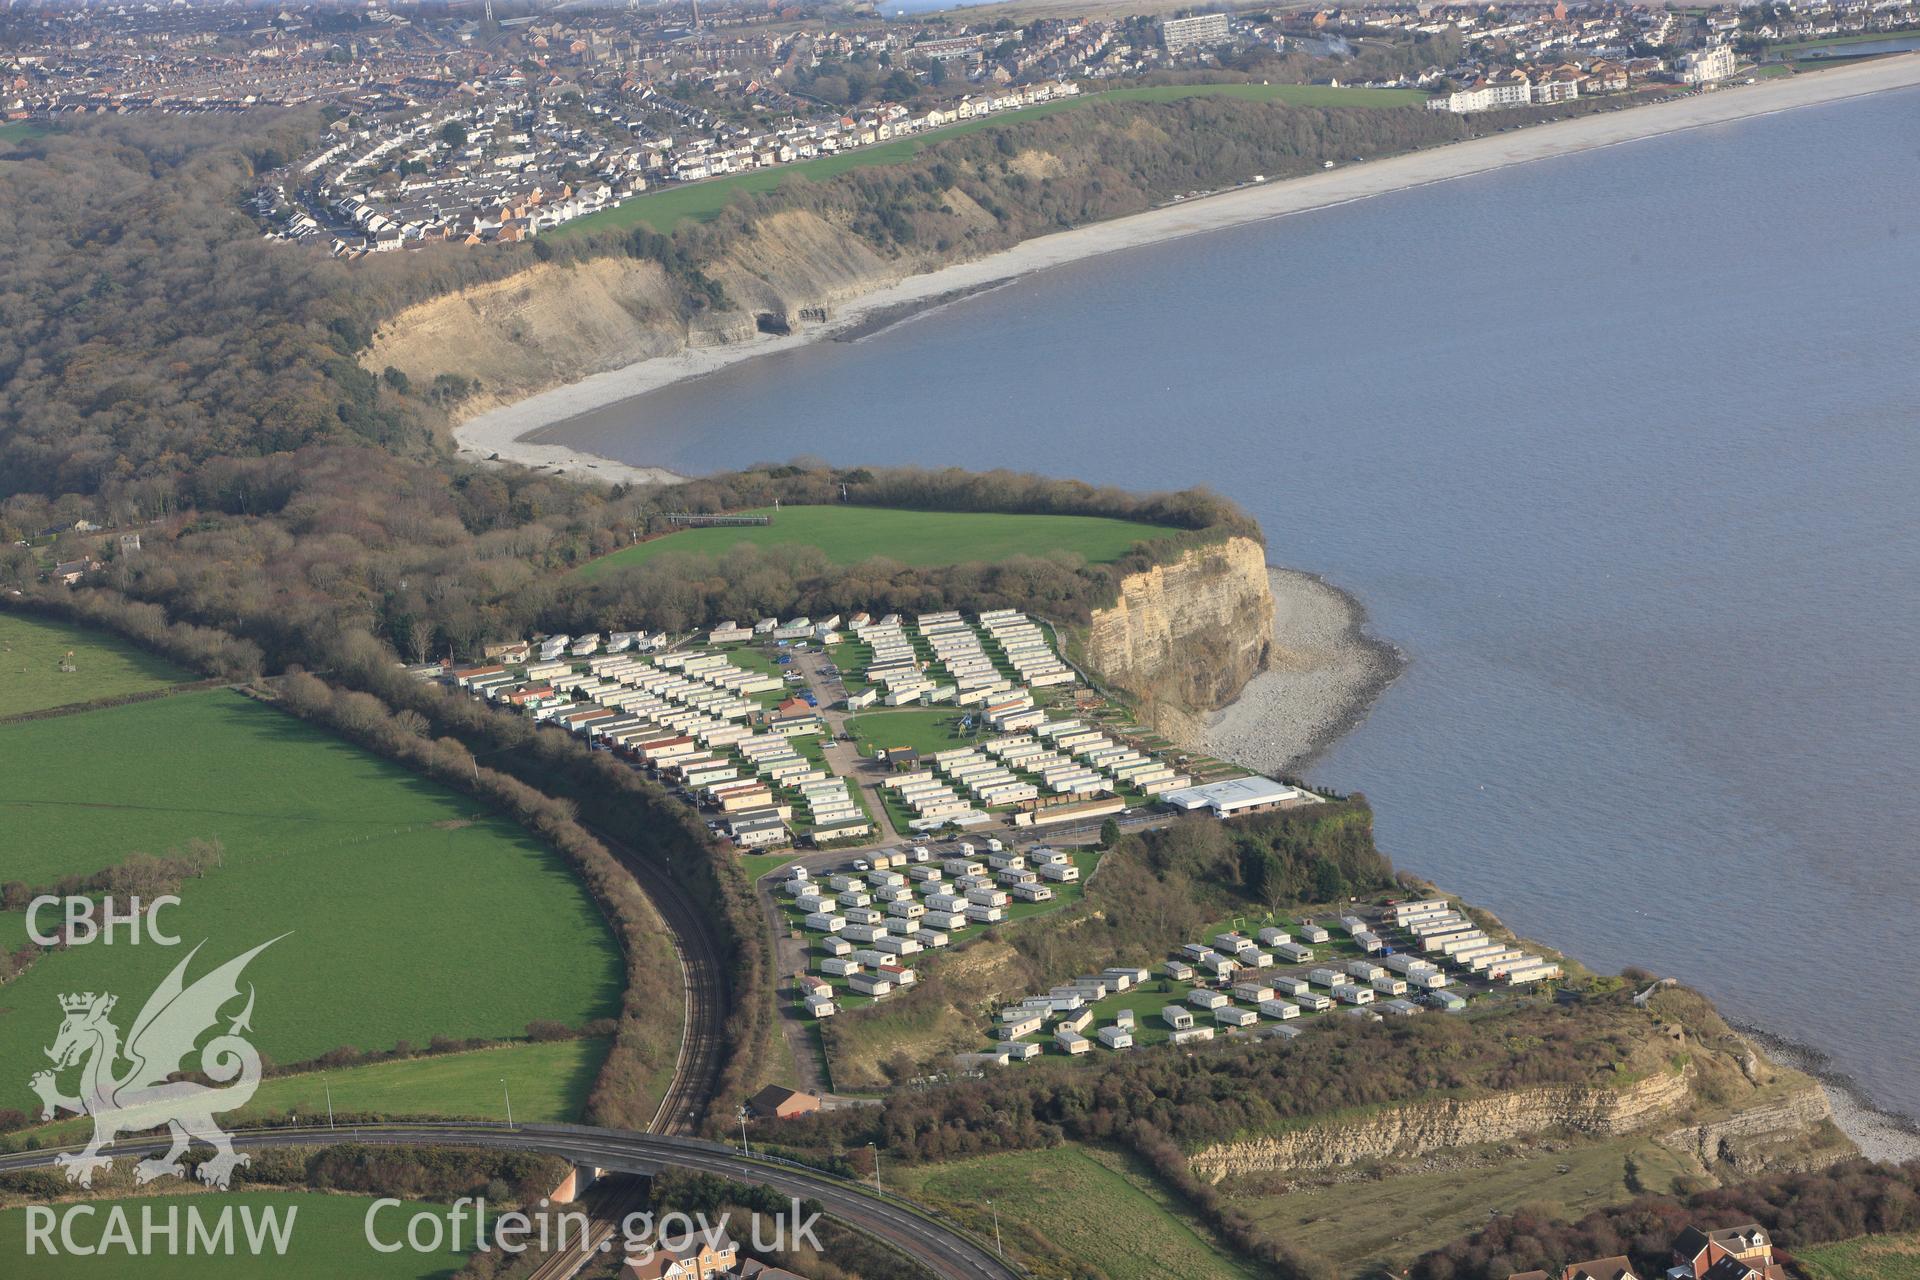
[1081, 535, 1273, 728]
[1187, 1071, 1843, 1184]
[1661, 1083, 1845, 1176]
[1188, 1074, 1695, 1182]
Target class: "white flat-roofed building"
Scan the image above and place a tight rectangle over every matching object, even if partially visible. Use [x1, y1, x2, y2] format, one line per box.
[1159, 775, 1318, 817]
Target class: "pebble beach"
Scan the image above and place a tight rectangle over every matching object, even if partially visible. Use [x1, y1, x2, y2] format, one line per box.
[1192, 567, 1404, 777]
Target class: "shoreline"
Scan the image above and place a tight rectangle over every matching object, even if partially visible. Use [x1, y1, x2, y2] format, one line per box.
[1185, 566, 1406, 778]
[1201, 575, 1920, 1160]
[454, 54, 1920, 481]
[1737, 1025, 1920, 1163]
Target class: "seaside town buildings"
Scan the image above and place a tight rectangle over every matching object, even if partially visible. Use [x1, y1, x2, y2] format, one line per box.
[7, 0, 1913, 248]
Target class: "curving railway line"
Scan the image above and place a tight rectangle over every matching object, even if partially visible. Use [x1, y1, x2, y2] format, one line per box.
[585, 821, 730, 1139]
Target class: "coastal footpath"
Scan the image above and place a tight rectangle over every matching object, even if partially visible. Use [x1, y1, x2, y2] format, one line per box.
[358, 54, 1920, 484]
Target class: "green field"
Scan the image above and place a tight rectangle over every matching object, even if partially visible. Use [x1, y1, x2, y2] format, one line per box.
[232, 1038, 608, 1127]
[740, 852, 802, 881]
[556, 80, 1427, 234]
[845, 708, 983, 759]
[0, 690, 625, 1080]
[0, 1193, 469, 1279]
[1770, 27, 1920, 56]
[24, 1040, 610, 1147]
[1228, 1134, 1697, 1272]
[898, 1145, 1257, 1280]
[575, 505, 1178, 578]
[1800, 1234, 1920, 1280]
[0, 613, 191, 716]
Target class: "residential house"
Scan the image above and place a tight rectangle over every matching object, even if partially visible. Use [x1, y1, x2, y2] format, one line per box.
[1670, 1225, 1786, 1280]
[1560, 1258, 1641, 1280]
[748, 1084, 822, 1120]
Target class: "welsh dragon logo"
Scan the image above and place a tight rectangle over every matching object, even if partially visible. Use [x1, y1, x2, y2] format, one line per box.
[28, 937, 283, 1190]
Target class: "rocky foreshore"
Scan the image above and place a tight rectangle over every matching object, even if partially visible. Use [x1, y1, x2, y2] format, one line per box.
[1188, 567, 1404, 776]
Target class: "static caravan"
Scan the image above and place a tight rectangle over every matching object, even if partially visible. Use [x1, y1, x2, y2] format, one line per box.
[847, 973, 893, 998]
[1233, 982, 1275, 1005]
[802, 912, 845, 933]
[1001, 1011, 1046, 1038]
[1272, 976, 1311, 998]
[1038, 862, 1080, 883]
[1202, 954, 1239, 978]
[1164, 960, 1196, 982]
[820, 957, 861, 977]
[1169, 1027, 1215, 1046]
[1214, 1006, 1257, 1029]
[1371, 975, 1409, 996]
[1186, 989, 1228, 1011]
[1333, 983, 1375, 1006]
[1011, 883, 1054, 903]
[1275, 941, 1315, 963]
[1258, 999, 1301, 1021]
[1160, 1006, 1195, 1031]
[1297, 923, 1331, 943]
[1297, 992, 1333, 1012]
[1098, 1025, 1134, 1050]
[1001, 1040, 1041, 1062]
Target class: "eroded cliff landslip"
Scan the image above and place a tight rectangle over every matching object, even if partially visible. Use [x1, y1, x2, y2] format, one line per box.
[1079, 534, 1274, 736]
[364, 209, 943, 422]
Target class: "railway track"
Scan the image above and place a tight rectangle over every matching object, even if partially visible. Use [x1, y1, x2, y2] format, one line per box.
[586, 822, 729, 1139]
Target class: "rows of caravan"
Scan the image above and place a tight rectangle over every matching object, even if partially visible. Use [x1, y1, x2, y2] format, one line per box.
[1393, 901, 1563, 985]
[788, 848, 1088, 1018]
[978, 610, 1076, 687]
[443, 646, 851, 850]
[881, 770, 992, 831]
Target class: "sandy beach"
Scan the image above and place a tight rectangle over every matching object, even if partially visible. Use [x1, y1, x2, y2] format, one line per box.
[457, 54, 1920, 480]
[1187, 568, 1404, 776]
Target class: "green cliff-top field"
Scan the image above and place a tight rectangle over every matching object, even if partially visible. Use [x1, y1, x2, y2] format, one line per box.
[0, 613, 192, 716]
[0, 690, 625, 1077]
[1799, 1234, 1920, 1280]
[556, 80, 1427, 235]
[574, 505, 1179, 579]
[899, 1145, 1259, 1280]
